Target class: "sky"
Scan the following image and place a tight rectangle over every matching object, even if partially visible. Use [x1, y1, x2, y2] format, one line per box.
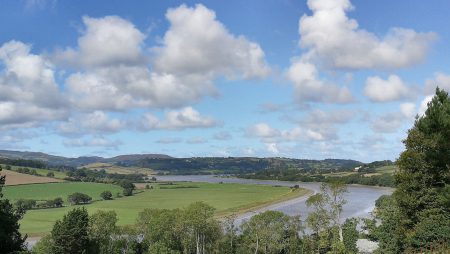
[0, 0, 449, 162]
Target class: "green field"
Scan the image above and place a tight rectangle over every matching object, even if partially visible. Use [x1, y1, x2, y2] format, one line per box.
[1, 164, 67, 179]
[7, 182, 310, 236]
[3, 182, 122, 202]
[375, 165, 398, 174]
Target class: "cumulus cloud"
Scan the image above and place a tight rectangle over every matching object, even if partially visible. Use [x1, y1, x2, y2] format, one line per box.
[247, 122, 330, 143]
[286, 59, 353, 104]
[58, 111, 126, 136]
[364, 75, 416, 102]
[55, 16, 146, 67]
[140, 107, 218, 130]
[299, 0, 436, 70]
[62, 6, 269, 112]
[424, 73, 450, 95]
[0, 41, 67, 128]
[153, 4, 270, 79]
[371, 103, 416, 133]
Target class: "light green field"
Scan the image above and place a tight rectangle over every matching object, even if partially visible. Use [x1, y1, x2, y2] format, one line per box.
[1, 164, 67, 179]
[10, 182, 310, 236]
[3, 182, 122, 202]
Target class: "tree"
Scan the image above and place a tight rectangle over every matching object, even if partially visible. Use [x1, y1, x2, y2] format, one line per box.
[100, 191, 113, 200]
[51, 207, 90, 254]
[181, 202, 221, 254]
[89, 210, 118, 254]
[240, 210, 301, 254]
[46, 172, 54, 177]
[15, 199, 36, 211]
[0, 165, 26, 252]
[119, 180, 135, 196]
[394, 88, 450, 249]
[342, 218, 359, 254]
[68, 192, 92, 205]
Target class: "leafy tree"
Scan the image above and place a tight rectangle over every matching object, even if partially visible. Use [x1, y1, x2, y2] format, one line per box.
[32, 234, 53, 254]
[119, 180, 136, 196]
[68, 192, 92, 205]
[240, 210, 300, 254]
[46, 172, 54, 177]
[15, 199, 36, 211]
[342, 218, 359, 254]
[181, 202, 221, 254]
[0, 165, 26, 252]
[394, 88, 450, 249]
[89, 210, 118, 254]
[51, 207, 90, 254]
[100, 190, 113, 200]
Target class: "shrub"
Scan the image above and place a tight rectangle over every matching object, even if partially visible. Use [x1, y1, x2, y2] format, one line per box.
[100, 191, 113, 200]
[68, 192, 92, 205]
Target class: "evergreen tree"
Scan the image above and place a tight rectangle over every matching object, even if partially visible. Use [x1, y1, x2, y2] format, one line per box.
[394, 87, 450, 249]
[0, 165, 26, 252]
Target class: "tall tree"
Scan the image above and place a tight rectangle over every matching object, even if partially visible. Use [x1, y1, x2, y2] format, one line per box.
[51, 207, 90, 254]
[395, 88, 450, 249]
[0, 166, 26, 252]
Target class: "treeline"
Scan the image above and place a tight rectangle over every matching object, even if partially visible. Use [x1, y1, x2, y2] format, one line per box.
[126, 157, 362, 175]
[66, 168, 146, 183]
[0, 158, 47, 169]
[240, 170, 395, 187]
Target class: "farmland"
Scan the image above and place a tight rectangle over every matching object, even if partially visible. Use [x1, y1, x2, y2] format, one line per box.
[1, 169, 64, 186]
[4, 181, 310, 236]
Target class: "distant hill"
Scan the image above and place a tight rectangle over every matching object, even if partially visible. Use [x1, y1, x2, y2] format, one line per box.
[0, 149, 365, 175]
[0, 150, 171, 168]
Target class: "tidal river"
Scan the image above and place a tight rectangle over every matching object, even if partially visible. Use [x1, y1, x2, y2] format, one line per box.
[155, 175, 393, 224]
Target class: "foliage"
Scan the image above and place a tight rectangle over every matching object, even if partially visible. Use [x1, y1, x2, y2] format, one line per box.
[391, 88, 450, 250]
[100, 190, 113, 200]
[0, 166, 26, 252]
[15, 199, 37, 211]
[51, 207, 90, 254]
[89, 210, 118, 254]
[68, 192, 92, 205]
[342, 218, 359, 253]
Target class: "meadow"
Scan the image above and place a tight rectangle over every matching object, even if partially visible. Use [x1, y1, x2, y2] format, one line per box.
[1, 169, 64, 186]
[4, 181, 310, 236]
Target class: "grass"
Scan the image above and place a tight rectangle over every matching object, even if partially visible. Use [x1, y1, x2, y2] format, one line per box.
[375, 165, 398, 174]
[3, 182, 122, 202]
[1, 164, 67, 179]
[10, 182, 310, 236]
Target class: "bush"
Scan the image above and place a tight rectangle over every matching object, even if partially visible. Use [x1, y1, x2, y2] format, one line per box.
[46, 172, 55, 177]
[68, 192, 92, 205]
[15, 199, 36, 211]
[100, 191, 113, 200]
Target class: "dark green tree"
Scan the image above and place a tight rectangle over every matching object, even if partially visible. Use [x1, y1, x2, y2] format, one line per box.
[51, 207, 90, 254]
[100, 191, 113, 200]
[0, 166, 26, 252]
[394, 88, 450, 249]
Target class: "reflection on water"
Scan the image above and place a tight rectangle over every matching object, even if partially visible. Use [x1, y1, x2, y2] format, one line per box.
[156, 175, 393, 224]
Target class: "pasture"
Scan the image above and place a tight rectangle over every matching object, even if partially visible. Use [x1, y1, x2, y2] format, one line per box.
[82, 162, 155, 175]
[7, 182, 310, 236]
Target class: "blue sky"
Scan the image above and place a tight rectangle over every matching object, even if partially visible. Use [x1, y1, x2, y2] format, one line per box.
[1, 0, 449, 162]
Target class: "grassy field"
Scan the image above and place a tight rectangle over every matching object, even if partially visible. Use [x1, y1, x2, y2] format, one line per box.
[82, 162, 154, 175]
[1, 164, 67, 179]
[1, 170, 64, 186]
[375, 165, 398, 174]
[9, 182, 310, 236]
[3, 182, 122, 202]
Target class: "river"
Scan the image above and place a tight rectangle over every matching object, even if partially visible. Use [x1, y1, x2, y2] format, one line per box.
[155, 175, 393, 224]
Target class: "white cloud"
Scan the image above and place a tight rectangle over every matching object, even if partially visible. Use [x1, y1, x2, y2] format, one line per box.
[299, 0, 436, 70]
[286, 59, 353, 104]
[140, 107, 218, 130]
[186, 137, 207, 144]
[400, 102, 416, 118]
[364, 75, 415, 102]
[58, 111, 126, 135]
[0, 41, 67, 128]
[153, 4, 270, 79]
[247, 123, 280, 138]
[424, 73, 450, 95]
[419, 95, 433, 116]
[55, 16, 146, 67]
[265, 143, 279, 154]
